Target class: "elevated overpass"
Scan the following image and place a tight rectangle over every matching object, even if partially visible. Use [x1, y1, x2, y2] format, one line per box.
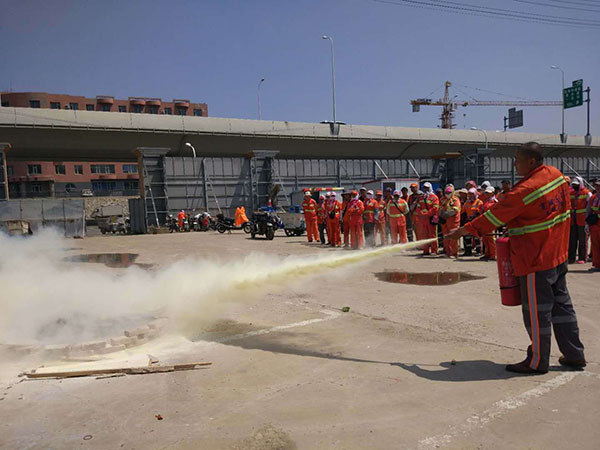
[1, 107, 598, 161]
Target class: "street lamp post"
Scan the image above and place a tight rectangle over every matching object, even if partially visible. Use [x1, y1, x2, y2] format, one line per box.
[322, 35, 336, 126]
[185, 142, 198, 211]
[470, 127, 488, 149]
[257, 77, 265, 120]
[551, 65, 567, 143]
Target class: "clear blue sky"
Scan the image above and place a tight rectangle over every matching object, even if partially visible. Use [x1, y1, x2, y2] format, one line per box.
[1, 0, 598, 136]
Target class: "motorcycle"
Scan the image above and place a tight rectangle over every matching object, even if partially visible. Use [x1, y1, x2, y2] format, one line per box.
[249, 211, 279, 240]
[193, 212, 216, 231]
[167, 214, 180, 233]
[215, 213, 251, 234]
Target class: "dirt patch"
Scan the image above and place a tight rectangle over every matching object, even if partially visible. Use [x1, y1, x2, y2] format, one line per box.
[231, 424, 297, 450]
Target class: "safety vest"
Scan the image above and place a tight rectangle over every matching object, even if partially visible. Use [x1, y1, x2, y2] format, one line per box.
[302, 198, 317, 215]
[363, 199, 378, 223]
[386, 199, 407, 224]
[464, 164, 571, 276]
[415, 194, 439, 217]
[327, 200, 341, 220]
[316, 203, 326, 222]
[570, 187, 590, 226]
[464, 199, 482, 221]
[590, 193, 600, 229]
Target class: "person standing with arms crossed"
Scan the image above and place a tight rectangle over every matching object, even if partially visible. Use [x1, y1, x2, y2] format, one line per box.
[446, 142, 586, 374]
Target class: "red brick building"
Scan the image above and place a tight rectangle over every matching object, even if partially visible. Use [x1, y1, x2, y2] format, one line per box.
[0, 92, 208, 116]
[1, 91, 208, 198]
[6, 160, 140, 198]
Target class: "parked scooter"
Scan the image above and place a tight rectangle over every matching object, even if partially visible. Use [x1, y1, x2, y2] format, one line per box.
[215, 213, 238, 233]
[193, 212, 216, 231]
[167, 214, 180, 233]
[249, 211, 279, 240]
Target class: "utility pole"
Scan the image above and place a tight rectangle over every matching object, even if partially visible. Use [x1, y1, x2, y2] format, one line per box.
[584, 86, 592, 146]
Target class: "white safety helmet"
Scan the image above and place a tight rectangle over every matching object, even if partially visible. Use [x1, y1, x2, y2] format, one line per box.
[325, 191, 332, 197]
[367, 190, 374, 195]
[481, 181, 491, 189]
[393, 190, 400, 196]
[484, 186, 495, 194]
[331, 192, 337, 197]
[304, 190, 311, 196]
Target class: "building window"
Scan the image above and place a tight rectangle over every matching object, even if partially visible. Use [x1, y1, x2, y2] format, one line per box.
[31, 183, 42, 193]
[101, 103, 111, 112]
[124, 180, 139, 191]
[118, 105, 127, 112]
[193, 109, 203, 117]
[91, 164, 115, 174]
[69, 102, 79, 110]
[65, 183, 76, 193]
[92, 181, 116, 192]
[29, 100, 41, 108]
[7, 166, 13, 176]
[55, 164, 66, 175]
[122, 164, 138, 174]
[148, 105, 158, 114]
[176, 107, 187, 116]
[50, 102, 61, 109]
[74, 165, 83, 175]
[86, 104, 94, 111]
[164, 107, 172, 115]
[133, 105, 143, 113]
[28, 164, 42, 175]
[1, 101, 9, 107]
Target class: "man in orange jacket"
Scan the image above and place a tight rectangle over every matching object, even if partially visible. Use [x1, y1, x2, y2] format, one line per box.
[587, 178, 600, 272]
[413, 182, 439, 255]
[447, 142, 586, 374]
[177, 210, 187, 230]
[374, 190, 387, 246]
[386, 190, 408, 244]
[302, 190, 319, 243]
[348, 190, 365, 249]
[478, 186, 498, 261]
[462, 188, 483, 256]
[568, 176, 592, 263]
[439, 185, 461, 258]
[363, 190, 378, 247]
[341, 191, 352, 248]
[326, 191, 342, 247]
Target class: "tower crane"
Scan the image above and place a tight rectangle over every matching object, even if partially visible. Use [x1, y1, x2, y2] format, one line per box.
[411, 81, 562, 129]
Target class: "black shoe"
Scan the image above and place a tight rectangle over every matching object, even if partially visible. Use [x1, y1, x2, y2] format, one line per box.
[462, 252, 473, 257]
[558, 356, 586, 369]
[505, 360, 548, 375]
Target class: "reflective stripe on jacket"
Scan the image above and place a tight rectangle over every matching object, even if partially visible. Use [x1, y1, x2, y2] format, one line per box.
[570, 187, 591, 226]
[363, 199, 378, 223]
[386, 199, 407, 225]
[464, 164, 570, 276]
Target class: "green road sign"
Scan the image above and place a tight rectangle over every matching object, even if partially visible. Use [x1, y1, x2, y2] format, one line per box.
[563, 79, 583, 109]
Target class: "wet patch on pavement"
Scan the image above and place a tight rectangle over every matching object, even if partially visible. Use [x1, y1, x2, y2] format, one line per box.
[375, 271, 485, 286]
[64, 253, 153, 269]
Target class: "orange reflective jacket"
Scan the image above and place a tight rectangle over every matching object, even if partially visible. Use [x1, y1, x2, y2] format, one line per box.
[414, 194, 439, 219]
[316, 203, 326, 222]
[376, 199, 387, 222]
[386, 198, 407, 225]
[363, 198, 378, 223]
[463, 199, 482, 221]
[465, 164, 570, 276]
[302, 198, 317, 215]
[589, 193, 600, 230]
[326, 200, 341, 220]
[570, 187, 591, 226]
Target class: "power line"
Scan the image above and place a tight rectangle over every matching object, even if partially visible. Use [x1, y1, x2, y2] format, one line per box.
[371, 0, 600, 28]
[453, 84, 531, 101]
[511, 0, 600, 12]
[545, 0, 600, 7]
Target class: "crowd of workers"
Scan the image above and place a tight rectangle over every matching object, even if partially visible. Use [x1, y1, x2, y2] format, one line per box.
[301, 172, 600, 271]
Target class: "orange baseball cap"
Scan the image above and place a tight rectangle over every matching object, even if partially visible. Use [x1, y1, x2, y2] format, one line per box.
[410, 183, 418, 188]
[376, 190, 382, 195]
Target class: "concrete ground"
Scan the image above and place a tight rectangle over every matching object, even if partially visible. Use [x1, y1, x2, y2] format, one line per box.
[1, 229, 599, 450]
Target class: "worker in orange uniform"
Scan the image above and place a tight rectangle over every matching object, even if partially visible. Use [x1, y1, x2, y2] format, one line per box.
[587, 178, 600, 272]
[374, 190, 388, 246]
[326, 191, 342, 247]
[414, 182, 439, 255]
[362, 190, 378, 247]
[316, 194, 327, 244]
[407, 183, 419, 241]
[462, 188, 483, 256]
[478, 186, 498, 260]
[568, 176, 592, 264]
[439, 185, 461, 258]
[341, 191, 352, 248]
[177, 210, 187, 230]
[347, 190, 365, 249]
[302, 190, 319, 243]
[446, 142, 586, 374]
[386, 190, 408, 244]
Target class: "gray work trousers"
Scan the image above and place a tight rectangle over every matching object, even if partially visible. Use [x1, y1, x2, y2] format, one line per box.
[519, 262, 585, 372]
[568, 223, 587, 262]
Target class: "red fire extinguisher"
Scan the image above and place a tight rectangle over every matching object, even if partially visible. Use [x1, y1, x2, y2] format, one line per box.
[496, 237, 521, 306]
